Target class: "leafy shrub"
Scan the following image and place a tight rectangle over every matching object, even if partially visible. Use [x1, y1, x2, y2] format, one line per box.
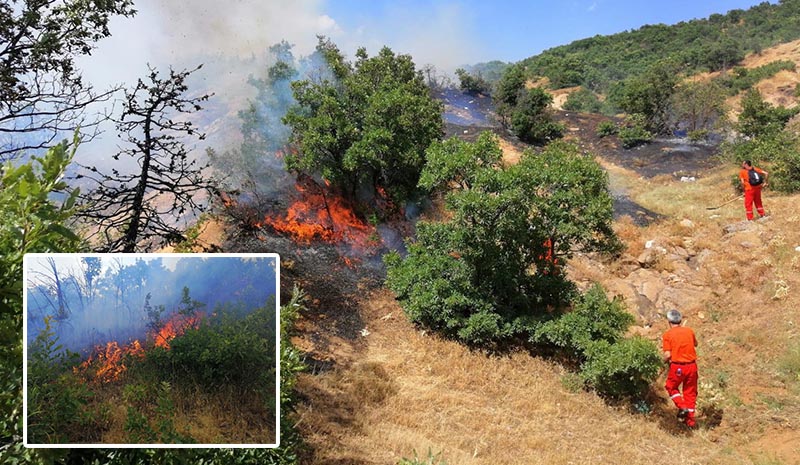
[687, 129, 709, 142]
[596, 120, 618, 137]
[455, 68, 489, 95]
[27, 317, 98, 443]
[123, 382, 193, 444]
[143, 303, 276, 389]
[533, 285, 662, 399]
[510, 88, 565, 144]
[563, 87, 603, 113]
[580, 337, 663, 398]
[388, 138, 618, 348]
[618, 114, 653, 148]
[717, 60, 796, 95]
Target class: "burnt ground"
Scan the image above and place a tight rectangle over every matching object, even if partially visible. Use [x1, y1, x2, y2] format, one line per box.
[439, 91, 724, 226]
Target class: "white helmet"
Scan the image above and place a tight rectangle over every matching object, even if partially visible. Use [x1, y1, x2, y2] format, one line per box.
[666, 309, 682, 324]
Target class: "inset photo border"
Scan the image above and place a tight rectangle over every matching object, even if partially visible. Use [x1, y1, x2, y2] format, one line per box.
[23, 253, 280, 448]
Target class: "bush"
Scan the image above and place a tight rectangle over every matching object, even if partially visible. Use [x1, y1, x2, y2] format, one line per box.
[143, 303, 276, 389]
[687, 129, 709, 142]
[596, 120, 618, 137]
[563, 87, 603, 113]
[510, 88, 565, 144]
[533, 285, 662, 399]
[455, 68, 489, 95]
[618, 114, 653, 148]
[580, 337, 663, 398]
[27, 317, 98, 443]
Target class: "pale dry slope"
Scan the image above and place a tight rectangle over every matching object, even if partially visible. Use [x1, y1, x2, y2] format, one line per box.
[293, 160, 800, 465]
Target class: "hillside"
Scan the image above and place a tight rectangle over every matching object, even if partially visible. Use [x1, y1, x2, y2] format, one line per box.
[280, 37, 800, 464]
[286, 140, 800, 465]
[518, 0, 800, 92]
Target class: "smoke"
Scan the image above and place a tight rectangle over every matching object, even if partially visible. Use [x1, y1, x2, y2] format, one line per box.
[25, 255, 278, 355]
[340, 2, 485, 73]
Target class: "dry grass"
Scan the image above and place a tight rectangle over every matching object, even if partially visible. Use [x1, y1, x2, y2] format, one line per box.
[293, 149, 800, 465]
[92, 380, 276, 445]
[290, 41, 800, 462]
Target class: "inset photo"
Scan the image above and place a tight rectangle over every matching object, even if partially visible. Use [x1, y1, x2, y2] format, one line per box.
[23, 253, 280, 448]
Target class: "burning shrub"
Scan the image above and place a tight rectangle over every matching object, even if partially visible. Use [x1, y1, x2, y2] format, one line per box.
[141, 302, 276, 390]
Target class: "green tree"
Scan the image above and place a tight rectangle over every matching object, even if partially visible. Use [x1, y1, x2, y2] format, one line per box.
[737, 88, 798, 138]
[610, 60, 681, 134]
[77, 66, 216, 252]
[386, 135, 618, 346]
[510, 87, 564, 144]
[455, 68, 490, 95]
[563, 87, 603, 113]
[0, 0, 135, 160]
[494, 64, 527, 125]
[283, 37, 443, 204]
[671, 80, 727, 133]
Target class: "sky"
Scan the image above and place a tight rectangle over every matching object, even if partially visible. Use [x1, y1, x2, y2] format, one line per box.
[69, 0, 776, 165]
[81, 0, 776, 90]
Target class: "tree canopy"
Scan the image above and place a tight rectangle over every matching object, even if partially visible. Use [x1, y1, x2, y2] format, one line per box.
[283, 37, 443, 204]
[0, 0, 135, 160]
[518, 0, 800, 93]
[76, 66, 216, 252]
[387, 134, 619, 345]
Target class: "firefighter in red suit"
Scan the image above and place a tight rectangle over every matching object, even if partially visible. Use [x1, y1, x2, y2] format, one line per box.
[662, 309, 698, 428]
[739, 160, 768, 221]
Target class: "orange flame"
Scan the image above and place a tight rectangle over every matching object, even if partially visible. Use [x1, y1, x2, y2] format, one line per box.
[76, 339, 145, 383]
[261, 181, 376, 249]
[151, 312, 204, 349]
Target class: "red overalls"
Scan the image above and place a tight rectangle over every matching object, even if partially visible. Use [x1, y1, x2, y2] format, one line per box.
[739, 167, 766, 220]
[663, 326, 698, 427]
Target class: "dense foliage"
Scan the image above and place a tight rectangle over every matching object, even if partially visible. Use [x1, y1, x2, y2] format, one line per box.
[510, 88, 566, 144]
[716, 60, 797, 95]
[284, 37, 443, 204]
[387, 134, 659, 397]
[455, 68, 490, 95]
[533, 285, 662, 398]
[723, 89, 800, 193]
[608, 60, 680, 134]
[562, 87, 603, 113]
[519, 0, 800, 93]
[387, 134, 618, 346]
[0, 139, 83, 462]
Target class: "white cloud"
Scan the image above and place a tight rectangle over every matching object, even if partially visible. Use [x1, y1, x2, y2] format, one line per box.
[588, 2, 598, 12]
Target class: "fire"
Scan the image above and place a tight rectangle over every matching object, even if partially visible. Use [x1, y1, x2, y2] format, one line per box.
[151, 312, 204, 349]
[74, 312, 204, 383]
[261, 181, 376, 248]
[76, 339, 145, 383]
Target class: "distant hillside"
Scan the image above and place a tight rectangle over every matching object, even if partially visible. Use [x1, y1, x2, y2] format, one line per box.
[519, 0, 800, 92]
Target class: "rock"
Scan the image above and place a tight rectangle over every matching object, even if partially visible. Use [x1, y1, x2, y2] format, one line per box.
[740, 241, 756, 249]
[639, 279, 665, 302]
[795, 246, 800, 252]
[680, 219, 695, 228]
[723, 221, 756, 235]
[645, 240, 655, 249]
[680, 176, 697, 182]
[673, 246, 689, 259]
[637, 248, 664, 267]
[696, 249, 714, 264]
